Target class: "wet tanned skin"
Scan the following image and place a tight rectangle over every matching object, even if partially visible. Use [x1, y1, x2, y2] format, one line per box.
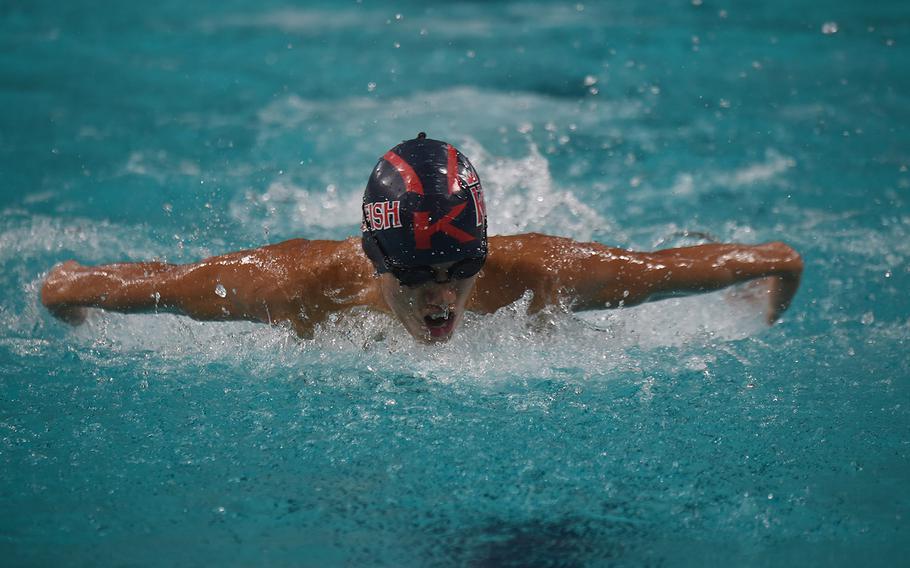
[41, 233, 803, 341]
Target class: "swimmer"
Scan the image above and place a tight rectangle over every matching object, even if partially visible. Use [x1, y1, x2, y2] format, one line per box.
[41, 133, 803, 343]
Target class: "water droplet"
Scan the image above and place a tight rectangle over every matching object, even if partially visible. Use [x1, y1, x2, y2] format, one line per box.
[821, 22, 838, 35]
[215, 284, 227, 298]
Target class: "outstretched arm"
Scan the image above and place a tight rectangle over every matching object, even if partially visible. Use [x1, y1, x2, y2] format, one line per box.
[558, 240, 803, 324]
[41, 240, 309, 328]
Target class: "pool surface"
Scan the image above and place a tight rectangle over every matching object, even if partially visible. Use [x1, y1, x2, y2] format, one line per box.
[2, 1, 909, 565]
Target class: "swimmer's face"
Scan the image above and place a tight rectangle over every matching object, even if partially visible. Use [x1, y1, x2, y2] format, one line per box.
[379, 261, 478, 343]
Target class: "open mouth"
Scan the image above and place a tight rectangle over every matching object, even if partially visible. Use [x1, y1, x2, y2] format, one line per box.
[423, 311, 457, 339]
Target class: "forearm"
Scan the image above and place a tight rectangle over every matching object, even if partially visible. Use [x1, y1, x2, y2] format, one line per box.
[646, 241, 803, 323]
[42, 261, 175, 313]
[648, 242, 803, 295]
[42, 255, 295, 325]
[566, 240, 802, 320]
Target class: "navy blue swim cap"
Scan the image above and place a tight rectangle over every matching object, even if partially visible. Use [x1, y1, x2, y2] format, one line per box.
[361, 133, 487, 272]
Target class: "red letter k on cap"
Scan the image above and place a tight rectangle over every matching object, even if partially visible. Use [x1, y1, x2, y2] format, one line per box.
[412, 204, 475, 249]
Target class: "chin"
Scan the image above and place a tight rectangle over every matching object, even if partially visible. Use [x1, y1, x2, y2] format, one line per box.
[423, 331, 454, 343]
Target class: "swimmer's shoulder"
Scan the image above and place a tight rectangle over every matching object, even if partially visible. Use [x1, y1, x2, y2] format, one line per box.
[240, 237, 373, 290]
[264, 237, 382, 321]
[259, 237, 369, 268]
[473, 234, 573, 312]
[486, 233, 588, 271]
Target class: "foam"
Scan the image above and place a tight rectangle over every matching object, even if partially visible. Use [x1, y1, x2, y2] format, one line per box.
[247, 89, 631, 241]
[40, 282, 769, 392]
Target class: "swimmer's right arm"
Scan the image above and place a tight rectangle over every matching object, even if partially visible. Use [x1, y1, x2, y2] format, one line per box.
[41, 240, 307, 328]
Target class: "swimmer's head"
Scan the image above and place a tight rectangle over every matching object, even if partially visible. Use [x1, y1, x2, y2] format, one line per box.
[362, 134, 488, 342]
[361, 133, 487, 282]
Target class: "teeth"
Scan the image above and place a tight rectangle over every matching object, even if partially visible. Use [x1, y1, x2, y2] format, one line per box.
[428, 308, 451, 320]
[426, 309, 453, 324]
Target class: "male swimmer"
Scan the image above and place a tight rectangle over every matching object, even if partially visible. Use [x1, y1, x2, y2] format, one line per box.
[41, 133, 804, 343]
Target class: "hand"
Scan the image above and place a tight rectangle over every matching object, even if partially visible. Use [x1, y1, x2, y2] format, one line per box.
[723, 242, 803, 325]
[760, 242, 803, 324]
[42, 260, 89, 325]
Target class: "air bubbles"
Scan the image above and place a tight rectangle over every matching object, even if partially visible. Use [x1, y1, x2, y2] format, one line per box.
[367, 82, 377, 93]
[821, 22, 839, 35]
[214, 284, 227, 298]
[584, 76, 599, 95]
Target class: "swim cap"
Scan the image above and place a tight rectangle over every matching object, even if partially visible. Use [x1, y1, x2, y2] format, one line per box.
[361, 133, 487, 272]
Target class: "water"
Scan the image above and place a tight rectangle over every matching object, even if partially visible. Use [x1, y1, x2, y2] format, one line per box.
[2, 1, 909, 565]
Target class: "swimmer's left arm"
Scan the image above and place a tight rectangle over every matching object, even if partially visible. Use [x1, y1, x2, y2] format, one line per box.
[563, 241, 803, 324]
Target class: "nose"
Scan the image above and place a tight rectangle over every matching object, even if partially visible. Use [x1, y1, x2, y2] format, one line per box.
[422, 280, 457, 306]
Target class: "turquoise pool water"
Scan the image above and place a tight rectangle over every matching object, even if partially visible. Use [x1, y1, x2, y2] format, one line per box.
[2, 1, 909, 565]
